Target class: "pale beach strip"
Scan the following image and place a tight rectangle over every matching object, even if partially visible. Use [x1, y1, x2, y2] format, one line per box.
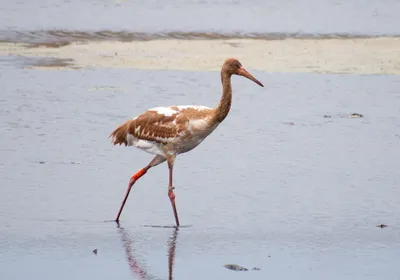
[1, 37, 400, 74]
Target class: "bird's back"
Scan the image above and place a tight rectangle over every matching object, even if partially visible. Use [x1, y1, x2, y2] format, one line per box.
[110, 105, 219, 155]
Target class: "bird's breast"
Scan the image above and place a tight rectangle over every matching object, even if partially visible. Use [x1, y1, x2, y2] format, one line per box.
[175, 118, 219, 154]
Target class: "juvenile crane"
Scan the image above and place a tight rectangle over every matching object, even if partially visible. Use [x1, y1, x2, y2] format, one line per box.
[110, 58, 264, 226]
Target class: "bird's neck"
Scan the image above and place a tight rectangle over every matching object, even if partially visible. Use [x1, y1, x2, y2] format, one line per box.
[213, 71, 232, 123]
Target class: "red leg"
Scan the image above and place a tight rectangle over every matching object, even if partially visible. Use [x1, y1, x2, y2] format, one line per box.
[167, 156, 180, 227]
[115, 155, 165, 222]
[115, 168, 147, 222]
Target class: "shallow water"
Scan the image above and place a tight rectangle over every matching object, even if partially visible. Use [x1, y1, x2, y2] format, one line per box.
[1, 0, 400, 43]
[1, 65, 400, 279]
[1, 1, 400, 278]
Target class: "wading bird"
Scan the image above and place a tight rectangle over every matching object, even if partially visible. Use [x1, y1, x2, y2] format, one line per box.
[110, 58, 264, 226]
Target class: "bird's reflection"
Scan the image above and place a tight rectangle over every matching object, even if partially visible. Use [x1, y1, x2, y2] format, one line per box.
[117, 224, 179, 280]
[167, 228, 178, 280]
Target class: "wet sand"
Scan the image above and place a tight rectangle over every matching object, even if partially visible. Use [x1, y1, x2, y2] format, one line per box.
[1, 37, 400, 74]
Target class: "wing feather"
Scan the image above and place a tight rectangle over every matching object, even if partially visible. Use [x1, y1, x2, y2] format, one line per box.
[110, 105, 215, 147]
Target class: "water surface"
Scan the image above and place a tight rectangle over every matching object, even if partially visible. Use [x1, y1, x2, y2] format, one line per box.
[1, 0, 400, 43]
[1, 0, 400, 278]
[1, 66, 399, 279]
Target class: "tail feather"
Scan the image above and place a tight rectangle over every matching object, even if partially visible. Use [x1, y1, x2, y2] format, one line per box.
[109, 120, 133, 146]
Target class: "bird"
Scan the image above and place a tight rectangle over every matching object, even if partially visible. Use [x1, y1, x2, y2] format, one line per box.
[109, 58, 264, 226]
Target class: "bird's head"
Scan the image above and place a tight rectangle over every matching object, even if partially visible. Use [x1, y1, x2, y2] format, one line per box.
[222, 58, 264, 87]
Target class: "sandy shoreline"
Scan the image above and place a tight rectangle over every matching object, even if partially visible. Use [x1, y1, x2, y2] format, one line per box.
[1, 37, 400, 74]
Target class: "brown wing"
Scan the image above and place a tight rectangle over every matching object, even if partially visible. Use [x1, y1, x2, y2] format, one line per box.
[110, 108, 187, 146]
[110, 106, 214, 146]
[129, 109, 187, 144]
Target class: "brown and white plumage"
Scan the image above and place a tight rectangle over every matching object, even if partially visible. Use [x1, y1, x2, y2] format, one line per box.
[110, 105, 217, 157]
[110, 58, 264, 226]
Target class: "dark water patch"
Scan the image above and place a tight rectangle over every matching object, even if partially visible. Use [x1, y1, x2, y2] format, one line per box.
[376, 224, 388, 228]
[26, 57, 74, 68]
[321, 112, 365, 119]
[25, 41, 71, 48]
[34, 160, 81, 165]
[1, 30, 399, 45]
[348, 113, 364, 118]
[1, 55, 75, 69]
[223, 264, 262, 271]
[224, 264, 249, 271]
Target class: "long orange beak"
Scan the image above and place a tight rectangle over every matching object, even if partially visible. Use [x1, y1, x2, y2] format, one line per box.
[237, 67, 264, 87]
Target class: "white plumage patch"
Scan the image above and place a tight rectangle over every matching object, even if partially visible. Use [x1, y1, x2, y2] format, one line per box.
[149, 107, 178, 116]
[149, 105, 211, 117]
[177, 105, 211, 111]
[126, 133, 165, 156]
[188, 117, 211, 132]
